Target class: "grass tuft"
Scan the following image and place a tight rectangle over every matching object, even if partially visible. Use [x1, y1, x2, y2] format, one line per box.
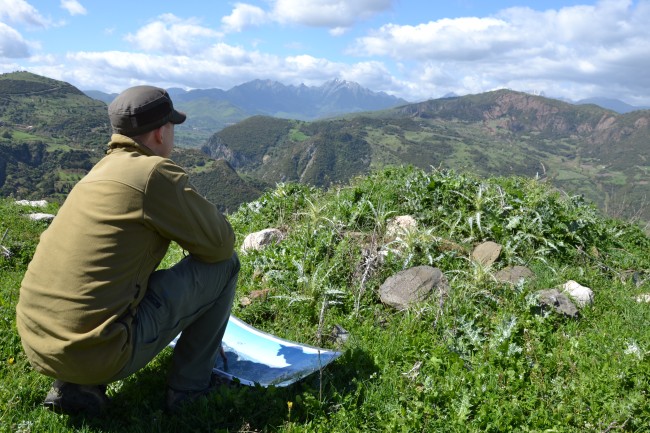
[1, 165, 649, 432]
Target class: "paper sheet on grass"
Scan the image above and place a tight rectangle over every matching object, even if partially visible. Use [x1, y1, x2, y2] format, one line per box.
[169, 315, 342, 387]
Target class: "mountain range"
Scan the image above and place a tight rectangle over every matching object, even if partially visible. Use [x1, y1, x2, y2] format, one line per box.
[1, 71, 648, 227]
[85, 79, 407, 148]
[84, 80, 650, 149]
[574, 97, 650, 114]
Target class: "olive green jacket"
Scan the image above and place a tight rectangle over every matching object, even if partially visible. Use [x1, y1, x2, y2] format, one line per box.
[16, 134, 235, 384]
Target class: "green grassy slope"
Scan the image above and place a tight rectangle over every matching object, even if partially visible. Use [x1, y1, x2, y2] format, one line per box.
[1, 166, 649, 431]
[0, 72, 109, 201]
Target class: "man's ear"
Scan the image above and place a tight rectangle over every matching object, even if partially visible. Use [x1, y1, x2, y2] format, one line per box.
[153, 125, 164, 144]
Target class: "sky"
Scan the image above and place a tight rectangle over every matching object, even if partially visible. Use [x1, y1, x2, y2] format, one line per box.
[1, 0, 649, 105]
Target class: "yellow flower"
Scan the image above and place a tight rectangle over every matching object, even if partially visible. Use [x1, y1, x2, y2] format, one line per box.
[287, 401, 293, 410]
[7, 357, 15, 365]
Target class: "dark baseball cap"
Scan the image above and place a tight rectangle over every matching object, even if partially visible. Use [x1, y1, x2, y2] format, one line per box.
[108, 85, 186, 137]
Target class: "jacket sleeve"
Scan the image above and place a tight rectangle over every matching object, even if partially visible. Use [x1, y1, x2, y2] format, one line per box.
[142, 159, 235, 263]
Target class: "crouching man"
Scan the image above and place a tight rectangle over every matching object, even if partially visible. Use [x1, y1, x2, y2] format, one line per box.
[16, 85, 239, 415]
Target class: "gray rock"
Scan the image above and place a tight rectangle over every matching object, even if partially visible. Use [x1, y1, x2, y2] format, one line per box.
[330, 324, 350, 347]
[536, 289, 579, 318]
[495, 266, 534, 284]
[471, 241, 502, 266]
[379, 265, 449, 310]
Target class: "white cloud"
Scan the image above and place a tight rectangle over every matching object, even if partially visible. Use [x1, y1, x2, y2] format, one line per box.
[57, 46, 348, 92]
[60, 0, 87, 16]
[339, 60, 400, 93]
[125, 14, 222, 55]
[348, 0, 650, 102]
[219, 0, 393, 33]
[0, 0, 51, 28]
[272, 0, 392, 30]
[0, 22, 31, 58]
[7, 0, 650, 106]
[221, 3, 268, 33]
[352, 17, 518, 60]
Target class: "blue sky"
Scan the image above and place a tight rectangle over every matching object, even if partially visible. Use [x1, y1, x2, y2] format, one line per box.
[1, 0, 649, 105]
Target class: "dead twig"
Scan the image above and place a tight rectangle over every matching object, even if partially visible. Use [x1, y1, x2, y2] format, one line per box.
[1, 228, 11, 258]
[601, 418, 630, 433]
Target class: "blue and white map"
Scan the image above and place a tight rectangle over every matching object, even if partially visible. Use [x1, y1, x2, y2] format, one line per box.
[170, 316, 342, 387]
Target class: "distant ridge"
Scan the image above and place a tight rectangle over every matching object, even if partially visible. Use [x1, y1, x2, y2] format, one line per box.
[84, 79, 407, 147]
[3, 71, 648, 226]
[203, 88, 650, 225]
[85, 79, 406, 118]
[574, 97, 650, 114]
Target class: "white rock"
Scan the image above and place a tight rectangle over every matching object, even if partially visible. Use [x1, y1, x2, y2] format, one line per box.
[15, 199, 48, 207]
[28, 213, 55, 222]
[561, 280, 594, 308]
[636, 293, 650, 303]
[241, 228, 283, 252]
[386, 215, 417, 237]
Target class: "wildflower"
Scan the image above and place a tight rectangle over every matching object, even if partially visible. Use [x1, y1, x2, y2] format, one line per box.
[287, 401, 293, 422]
[7, 357, 14, 365]
[624, 342, 643, 360]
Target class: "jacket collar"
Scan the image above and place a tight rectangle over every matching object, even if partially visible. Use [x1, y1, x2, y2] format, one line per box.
[107, 134, 155, 156]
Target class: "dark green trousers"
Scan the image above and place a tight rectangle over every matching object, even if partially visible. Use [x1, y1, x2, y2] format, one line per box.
[110, 253, 239, 391]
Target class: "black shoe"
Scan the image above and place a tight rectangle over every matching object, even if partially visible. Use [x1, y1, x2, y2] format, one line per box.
[43, 380, 109, 416]
[165, 373, 235, 413]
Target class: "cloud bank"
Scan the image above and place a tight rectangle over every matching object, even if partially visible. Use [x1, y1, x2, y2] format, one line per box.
[1, 0, 650, 105]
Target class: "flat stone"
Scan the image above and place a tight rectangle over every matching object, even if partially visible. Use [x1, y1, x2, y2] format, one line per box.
[494, 266, 534, 284]
[536, 289, 579, 318]
[379, 265, 449, 310]
[15, 199, 48, 207]
[27, 213, 55, 222]
[471, 241, 502, 266]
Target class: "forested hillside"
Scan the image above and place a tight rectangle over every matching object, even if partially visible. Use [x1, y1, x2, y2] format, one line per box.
[204, 90, 650, 227]
[2, 72, 648, 228]
[0, 72, 108, 200]
[0, 72, 259, 211]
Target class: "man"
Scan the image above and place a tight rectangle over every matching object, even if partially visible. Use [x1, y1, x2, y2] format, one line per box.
[16, 85, 239, 415]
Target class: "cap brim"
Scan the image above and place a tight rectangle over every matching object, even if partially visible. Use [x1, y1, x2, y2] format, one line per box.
[170, 109, 186, 125]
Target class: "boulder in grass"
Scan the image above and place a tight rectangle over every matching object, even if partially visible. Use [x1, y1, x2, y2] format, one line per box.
[386, 215, 417, 238]
[28, 213, 55, 222]
[471, 241, 502, 266]
[15, 199, 48, 207]
[241, 228, 283, 252]
[560, 280, 594, 308]
[494, 266, 534, 285]
[379, 265, 449, 310]
[536, 289, 579, 318]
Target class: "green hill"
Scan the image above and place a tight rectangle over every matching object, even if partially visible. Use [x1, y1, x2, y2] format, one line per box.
[1, 165, 649, 431]
[2, 72, 648, 228]
[0, 71, 109, 200]
[0, 72, 259, 210]
[204, 90, 650, 227]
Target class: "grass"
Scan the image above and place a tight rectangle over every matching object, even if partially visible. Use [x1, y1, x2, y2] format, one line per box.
[1, 165, 650, 432]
